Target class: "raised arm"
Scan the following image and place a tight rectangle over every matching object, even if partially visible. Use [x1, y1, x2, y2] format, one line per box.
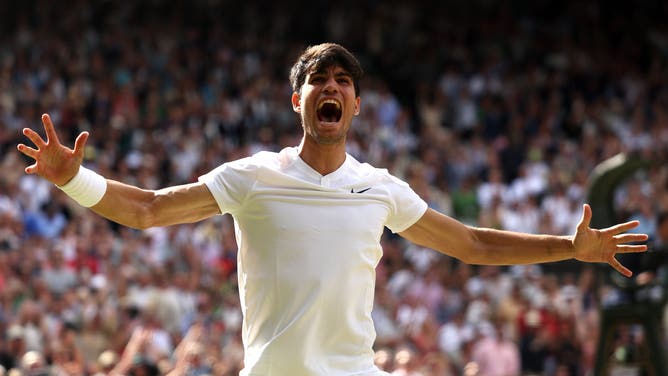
[400, 205, 648, 277]
[17, 114, 220, 229]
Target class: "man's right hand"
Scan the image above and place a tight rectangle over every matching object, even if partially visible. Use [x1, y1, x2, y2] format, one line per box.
[17, 113, 89, 186]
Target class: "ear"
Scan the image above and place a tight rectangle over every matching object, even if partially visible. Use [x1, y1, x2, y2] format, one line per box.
[354, 96, 361, 116]
[291, 92, 301, 113]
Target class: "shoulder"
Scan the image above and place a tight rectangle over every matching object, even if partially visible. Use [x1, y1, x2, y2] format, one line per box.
[212, 149, 286, 173]
[201, 147, 302, 184]
[345, 154, 406, 185]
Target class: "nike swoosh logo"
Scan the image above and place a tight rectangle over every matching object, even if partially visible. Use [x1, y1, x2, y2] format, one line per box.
[351, 187, 372, 194]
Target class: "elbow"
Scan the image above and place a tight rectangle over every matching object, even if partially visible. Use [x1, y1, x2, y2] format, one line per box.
[131, 189, 188, 229]
[454, 248, 482, 265]
[133, 217, 154, 230]
[459, 247, 489, 265]
[450, 227, 487, 265]
[128, 196, 159, 230]
[120, 207, 154, 230]
[134, 203, 159, 230]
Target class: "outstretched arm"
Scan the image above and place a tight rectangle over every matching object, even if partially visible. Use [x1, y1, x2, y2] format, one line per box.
[400, 204, 648, 277]
[17, 114, 220, 229]
[108, 328, 152, 376]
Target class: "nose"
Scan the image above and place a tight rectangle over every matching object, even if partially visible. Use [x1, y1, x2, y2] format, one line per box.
[323, 76, 338, 94]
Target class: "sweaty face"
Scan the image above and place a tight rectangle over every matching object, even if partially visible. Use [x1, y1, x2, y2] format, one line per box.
[292, 65, 360, 145]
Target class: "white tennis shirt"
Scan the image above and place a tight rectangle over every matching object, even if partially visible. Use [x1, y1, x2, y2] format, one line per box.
[199, 147, 428, 375]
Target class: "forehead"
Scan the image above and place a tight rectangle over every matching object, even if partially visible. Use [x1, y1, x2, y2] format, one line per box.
[307, 65, 352, 77]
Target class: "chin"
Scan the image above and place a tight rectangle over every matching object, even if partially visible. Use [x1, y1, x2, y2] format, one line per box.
[307, 129, 346, 145]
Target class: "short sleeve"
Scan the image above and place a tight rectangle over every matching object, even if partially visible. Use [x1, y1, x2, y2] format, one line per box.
[384, 175, 428, 233]
[198, 157, 257, 215]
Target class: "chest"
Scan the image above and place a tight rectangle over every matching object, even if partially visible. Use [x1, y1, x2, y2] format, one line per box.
[243, 188, 390, 241]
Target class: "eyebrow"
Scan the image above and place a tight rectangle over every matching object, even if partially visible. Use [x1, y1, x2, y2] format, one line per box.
[309, 68, 352, 79]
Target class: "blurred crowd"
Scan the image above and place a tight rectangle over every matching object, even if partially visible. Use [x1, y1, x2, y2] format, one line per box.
[1, 0, 668, 375]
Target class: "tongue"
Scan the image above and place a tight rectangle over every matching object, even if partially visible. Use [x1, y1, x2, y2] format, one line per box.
[321, 114, 338, 122]
[318, 103, 341, 122]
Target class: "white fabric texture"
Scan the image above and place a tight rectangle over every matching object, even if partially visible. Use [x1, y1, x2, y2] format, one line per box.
[57, 166, 107, 207]
[199, 147, 427, 376]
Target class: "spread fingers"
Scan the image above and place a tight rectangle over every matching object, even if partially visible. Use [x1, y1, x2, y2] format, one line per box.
[22, 128, 46, 148]
[17, 144, 39, 159]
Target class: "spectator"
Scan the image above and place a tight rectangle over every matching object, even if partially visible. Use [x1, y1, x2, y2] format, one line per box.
[470, 318, 520, 376]
[1, 1, 667, 374]
[390, 347, 424, 376]
[22, 201, 68, 240]
[437, 309, 475, 369]
[0, 326, 26, 371]
[40, 247, 77, 295]
[19, 350, 49, 376]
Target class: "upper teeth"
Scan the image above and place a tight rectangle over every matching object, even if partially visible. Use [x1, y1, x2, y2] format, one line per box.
[318, 99, 341, 110]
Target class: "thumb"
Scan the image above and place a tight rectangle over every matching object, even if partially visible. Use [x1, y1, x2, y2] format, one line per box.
[577, 203, 592, 232]
[73, 131, 89, 159]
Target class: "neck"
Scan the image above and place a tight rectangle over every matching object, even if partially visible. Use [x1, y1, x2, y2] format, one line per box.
[298, 137, 347, 175]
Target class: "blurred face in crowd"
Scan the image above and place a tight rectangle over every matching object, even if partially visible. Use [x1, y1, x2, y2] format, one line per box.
[656, 214, 668, 243]
[292, 64, 360, 146]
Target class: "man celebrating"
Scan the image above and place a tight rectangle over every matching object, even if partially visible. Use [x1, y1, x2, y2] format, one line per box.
[18, 43, 647, 375]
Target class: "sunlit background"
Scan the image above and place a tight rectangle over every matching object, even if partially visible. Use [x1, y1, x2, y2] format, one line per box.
[0, 1, 667, 375]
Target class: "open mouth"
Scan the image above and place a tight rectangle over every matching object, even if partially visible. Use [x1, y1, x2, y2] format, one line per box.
[317, 99, 342, 123]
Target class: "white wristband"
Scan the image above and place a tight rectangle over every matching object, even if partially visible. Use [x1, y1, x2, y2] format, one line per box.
[57, 166, 108, 207]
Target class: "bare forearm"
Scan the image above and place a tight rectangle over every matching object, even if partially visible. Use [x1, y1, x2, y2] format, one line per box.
[401, 209, 576, 266]
[18, 115, 218, 229]
[467, 227, 574, 265]
[402, 207, 646, 276]
[89, 180, 156, 229]
[89, 180, 220, 229]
